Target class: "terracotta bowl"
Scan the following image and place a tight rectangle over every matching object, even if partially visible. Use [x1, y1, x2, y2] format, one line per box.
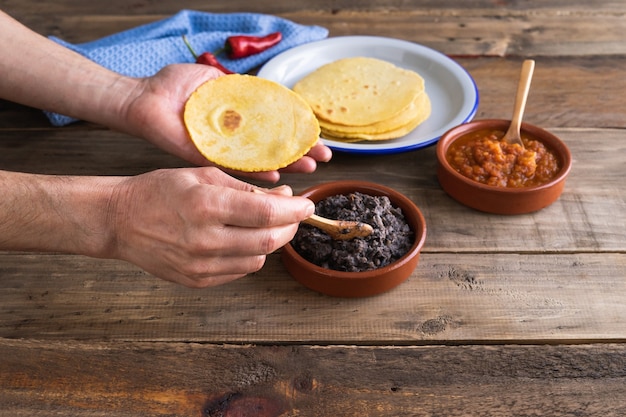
[436, 119, 572, 215]
[281, 180, 427, 298]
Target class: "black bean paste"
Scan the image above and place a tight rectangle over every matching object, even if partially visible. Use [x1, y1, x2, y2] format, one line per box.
[291, 192, 413, 272]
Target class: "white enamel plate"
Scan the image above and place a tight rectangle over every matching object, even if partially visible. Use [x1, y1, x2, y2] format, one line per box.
[258, 36, 479, 154]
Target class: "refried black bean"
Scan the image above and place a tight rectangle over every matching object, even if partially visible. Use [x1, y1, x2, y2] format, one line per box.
[291, 192, 414, 272]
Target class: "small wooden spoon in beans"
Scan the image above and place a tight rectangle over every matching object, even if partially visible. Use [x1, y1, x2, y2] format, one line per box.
[252, 189, 373, 241]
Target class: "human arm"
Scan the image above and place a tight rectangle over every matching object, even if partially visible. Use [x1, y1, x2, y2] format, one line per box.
[0, 167, 314, 288]
[0, 10, 331, 182]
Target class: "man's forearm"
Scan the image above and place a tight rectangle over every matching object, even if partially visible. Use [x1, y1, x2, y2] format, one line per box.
[0, 10, 138, 128]
[0, 170, 119, 257]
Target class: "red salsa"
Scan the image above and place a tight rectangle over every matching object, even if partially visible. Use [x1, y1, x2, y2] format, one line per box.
[446, 128, 561, 188]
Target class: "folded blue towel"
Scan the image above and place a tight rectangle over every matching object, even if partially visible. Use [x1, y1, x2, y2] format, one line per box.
[46, 9, 328, 126]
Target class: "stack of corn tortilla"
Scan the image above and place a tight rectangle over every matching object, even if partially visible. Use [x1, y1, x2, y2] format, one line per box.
[293, 57, 431, 142]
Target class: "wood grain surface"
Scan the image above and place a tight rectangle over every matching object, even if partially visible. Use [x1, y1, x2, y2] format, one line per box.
[1, 0, 625, 415]
[2, 340, 626, 417]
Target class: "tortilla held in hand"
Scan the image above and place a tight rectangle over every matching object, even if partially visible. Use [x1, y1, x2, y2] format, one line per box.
[184, 74, 320, 172]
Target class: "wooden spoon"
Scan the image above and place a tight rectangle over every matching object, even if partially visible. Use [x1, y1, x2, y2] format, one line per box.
[252, 189, 373, 241]
[303, 214, 373, 241]
[501, 59, 536, 147]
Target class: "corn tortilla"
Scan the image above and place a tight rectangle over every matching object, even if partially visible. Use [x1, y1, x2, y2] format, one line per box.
[184, 74, 320, 172]
[318, 91, 430, 135]
[321, 93, 432, 141]
[293, 57, 426, 127]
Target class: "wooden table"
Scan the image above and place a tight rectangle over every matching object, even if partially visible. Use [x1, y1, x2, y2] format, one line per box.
[1, 1, 625, 415]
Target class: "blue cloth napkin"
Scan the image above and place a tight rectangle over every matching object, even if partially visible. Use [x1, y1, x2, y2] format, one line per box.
[45, 9, 328, 126]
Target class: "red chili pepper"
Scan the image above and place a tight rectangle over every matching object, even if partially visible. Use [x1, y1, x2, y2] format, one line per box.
[221, 32, 282, 59]
[182, 35, 234, 74]
[194, 52, 234, 74]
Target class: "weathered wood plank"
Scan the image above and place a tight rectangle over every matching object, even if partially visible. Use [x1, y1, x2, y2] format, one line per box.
[4, 5, 626, 57]
[5, 0, 626, 16]
[1, 340, 625, 416]
[463, 57, 626, 128]
[3, 57, 625, 129]
[1, 128, 624, 253]
[1, 252, 624, 343]
[306, 127, 626, 253]
[1, 1, 623, 415]
[298, 9, 626, 57]
[0, 126, 189, 174]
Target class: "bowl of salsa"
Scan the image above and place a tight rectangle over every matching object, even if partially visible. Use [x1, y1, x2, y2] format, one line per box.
[436, 119, 572, 214]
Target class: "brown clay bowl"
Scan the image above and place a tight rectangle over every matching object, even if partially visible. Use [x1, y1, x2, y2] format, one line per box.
[436, 119, 572, 215]
[281, 180, 427, 298]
